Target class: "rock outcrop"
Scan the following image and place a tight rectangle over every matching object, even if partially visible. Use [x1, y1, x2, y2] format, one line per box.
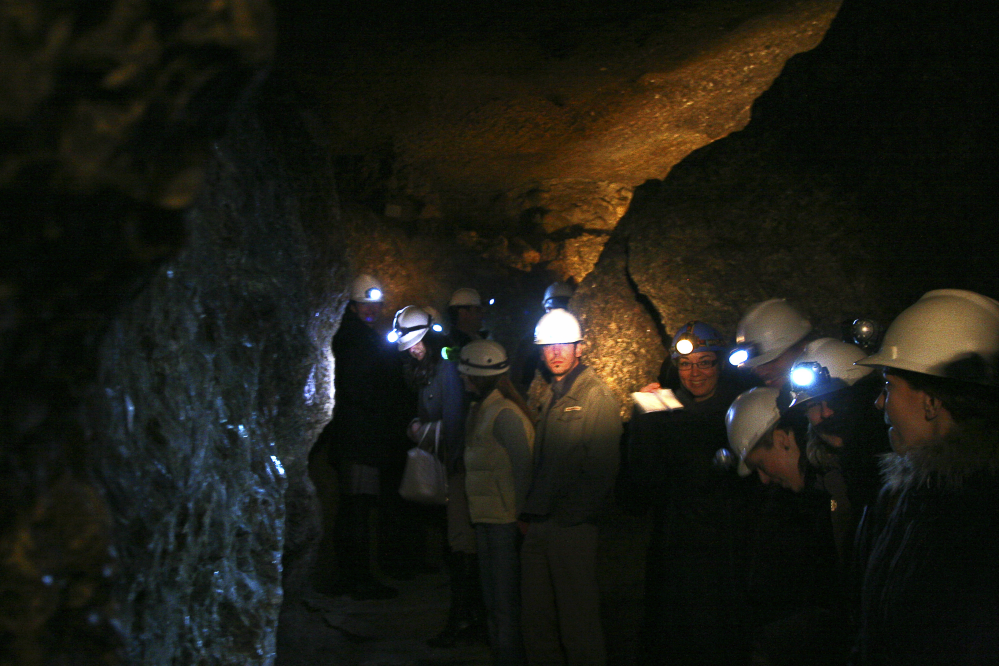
[88, 77, 345, 664]
[576, 0, 999, 413]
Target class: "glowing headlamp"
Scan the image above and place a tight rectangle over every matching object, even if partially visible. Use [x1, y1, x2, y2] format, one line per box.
[729, 341, 761, 367]
[675, 339, 694, 355]
[386, 330, 400, 343]
[729, 348, 750, 366]
[790, 362, 831, 390]
[431, 322, 443, 333]
[488, 298, 495, 306]
[366, 288, 383, 301]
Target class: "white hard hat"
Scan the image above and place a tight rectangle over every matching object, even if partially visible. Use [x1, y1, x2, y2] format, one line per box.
[543, 282, 574, 309]
[730, 299, 811, 368]
[390, 306, 433, 351]
[458, 340, 510, 376]
[534, 308, 583, 345]
[350, 274, 384, 303]
[787, 338, 873, 408]
[857, 289, 999, 386]
[448, 288, 482, 307]
[726, 387, 781, 476]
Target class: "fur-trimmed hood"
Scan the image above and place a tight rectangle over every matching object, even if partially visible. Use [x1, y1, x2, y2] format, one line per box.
[881, 419, 999, 492]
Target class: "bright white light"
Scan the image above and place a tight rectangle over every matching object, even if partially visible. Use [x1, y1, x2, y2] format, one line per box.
[729, 349, 749, 366]
[791, 366, 817, 387]
[432, 323, 443, 333]
[368, 288, 383, 301]
[387, 330, 399, 343]
[675, 339, 694, 355]
[488, 298, 495, 305]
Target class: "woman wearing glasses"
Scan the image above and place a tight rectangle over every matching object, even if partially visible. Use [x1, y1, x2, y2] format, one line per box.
[624, 321, 757, 665]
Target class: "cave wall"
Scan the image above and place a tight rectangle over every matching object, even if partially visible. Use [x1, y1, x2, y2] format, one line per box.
[89, 77, 345, 664]
[2, 2, 351, 664]
[577, 0, 999, 413]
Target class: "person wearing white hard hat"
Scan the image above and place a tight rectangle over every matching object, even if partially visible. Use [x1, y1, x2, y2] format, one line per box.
[511, 281, 576, 397]
[729, 298, 814, 388]
[319, 274, 407, 600]
[785, 338, 890, 572]
[520, 309, 622, 666]
[459, 340, 535, 666]
[447, 287, 487, 350]
[852, 289, 999, 666]
[391, 306, 482, 647]
[727, 387, 812, 492]
[726, 387, 846, 665]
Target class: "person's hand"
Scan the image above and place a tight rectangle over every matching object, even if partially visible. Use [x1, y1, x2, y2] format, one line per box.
[407, 418, 422, 442]
[640, 382, 661, 393]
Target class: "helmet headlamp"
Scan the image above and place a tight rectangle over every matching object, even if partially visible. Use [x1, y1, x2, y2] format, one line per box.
[729, 343, 760, 367]
[670, 321, 727, 359]
[366, 287, 383, 301]
[851, 318, 883, 351]
[790, 362, 832, 390]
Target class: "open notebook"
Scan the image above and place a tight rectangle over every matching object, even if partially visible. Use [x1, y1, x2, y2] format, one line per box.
[631, 388, 684, 414]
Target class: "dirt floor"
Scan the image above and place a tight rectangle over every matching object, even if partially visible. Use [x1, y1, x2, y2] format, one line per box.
[277, 506, 650, 666]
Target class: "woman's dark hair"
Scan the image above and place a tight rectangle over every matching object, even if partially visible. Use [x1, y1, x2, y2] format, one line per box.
[410, 331, 447, 387]
[888, 365, 999, 426]
[775, 408, 813, 480]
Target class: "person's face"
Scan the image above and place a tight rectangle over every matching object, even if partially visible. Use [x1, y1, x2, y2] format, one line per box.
[677, 351, 720, 401]
[875, 371, 936, 455]
[542, 343, 581, 379]
[408, 339, 427, 361]
[457, 305, 484, 332]
[744, 429, 806, 492]
[752, 347, 798, 388]
[351, 301, 383, 326]
[804, 399, 843, 448]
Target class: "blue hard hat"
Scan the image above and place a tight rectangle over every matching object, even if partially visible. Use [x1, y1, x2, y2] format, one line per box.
[670, 321, 727, 359]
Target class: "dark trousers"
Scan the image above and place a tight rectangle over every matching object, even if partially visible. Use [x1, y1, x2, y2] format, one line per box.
[520, 521, 604, 666]
[477, 522, 526, 666]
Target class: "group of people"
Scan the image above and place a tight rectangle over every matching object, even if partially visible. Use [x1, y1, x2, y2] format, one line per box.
[319, 274, 999, 666]
[627, 292, 999, 666]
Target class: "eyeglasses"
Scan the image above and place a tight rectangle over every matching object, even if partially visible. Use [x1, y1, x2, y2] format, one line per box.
[676, 359, 718, 371]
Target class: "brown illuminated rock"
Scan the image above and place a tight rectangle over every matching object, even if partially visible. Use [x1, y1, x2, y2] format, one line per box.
[313, 0, 842, 285]
[576, 0, 999, 414]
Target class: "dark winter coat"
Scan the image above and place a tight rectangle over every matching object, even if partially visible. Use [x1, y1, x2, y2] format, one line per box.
[854, 420, 999, 666]
[320, 308, 411, 468]
[415, 357, 467, 473]
[624, 374, 758, 664]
